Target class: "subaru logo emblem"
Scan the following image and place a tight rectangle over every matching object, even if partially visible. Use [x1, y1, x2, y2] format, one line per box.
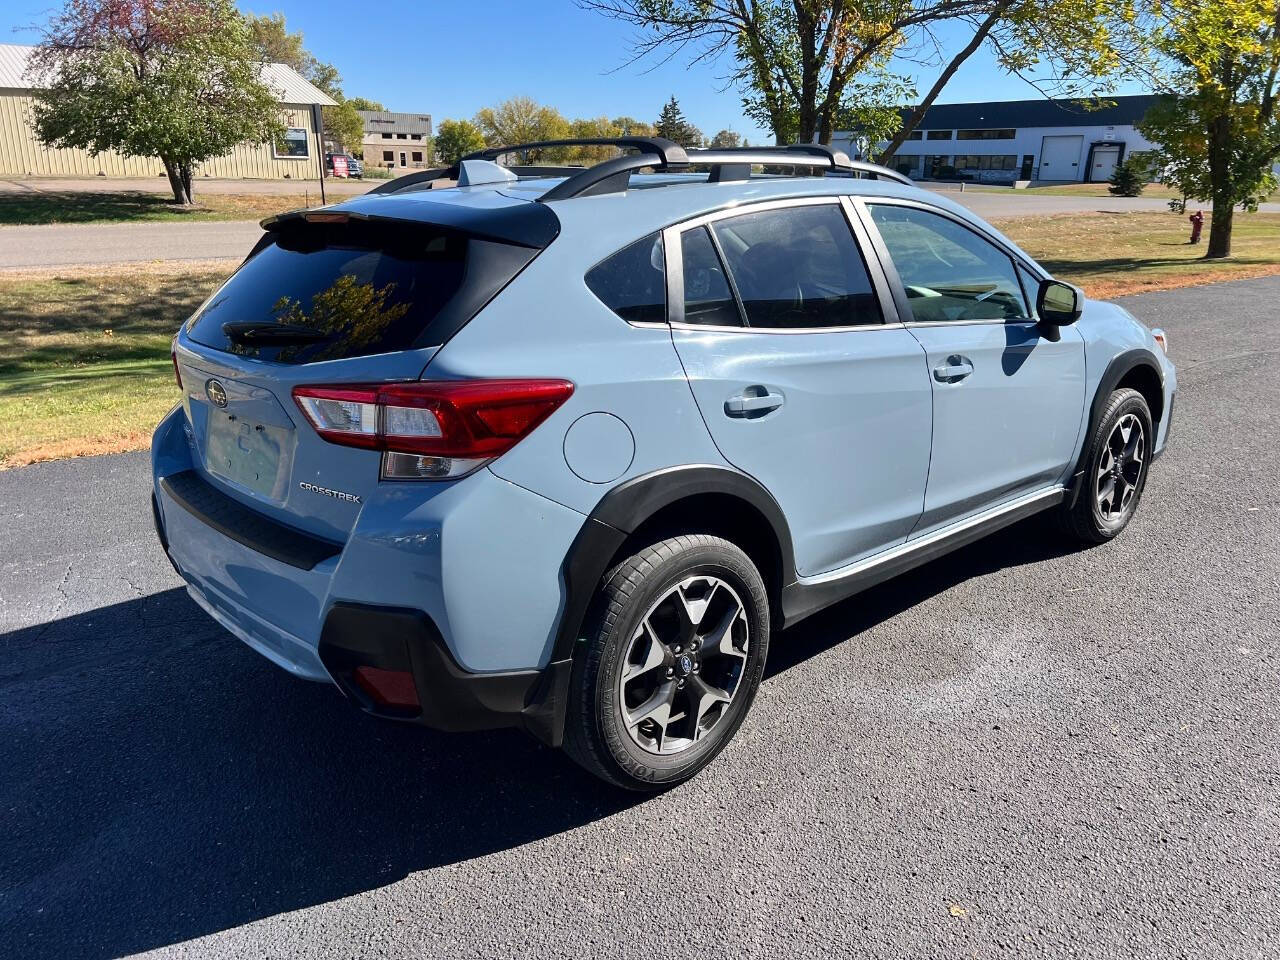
[679, 655, 693, 675]
[206, 379, 228, 408]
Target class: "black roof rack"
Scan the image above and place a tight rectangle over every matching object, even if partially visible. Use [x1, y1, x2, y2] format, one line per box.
[368, 138, 911, 200]
[463, 137, 689, 167]
[539, 142, 912, 200]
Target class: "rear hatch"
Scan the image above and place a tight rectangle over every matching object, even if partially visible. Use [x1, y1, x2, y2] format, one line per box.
[173, 195, 559, 542]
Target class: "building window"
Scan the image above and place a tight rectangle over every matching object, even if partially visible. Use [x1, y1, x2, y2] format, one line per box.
[887, 154, 922, 176]
[382, 150, 394, 162]
[926, 130, 952, 140]
[410, 134, 422, 141]
[411, 151, 423, 163]
[957, 129, 1016, 140]
[396, 133, 408, 139]
[381, 133, 392, 139]
[906, 130, 922, 141]
[273, 127, 309, 159]
[953, 154, 1019, 172]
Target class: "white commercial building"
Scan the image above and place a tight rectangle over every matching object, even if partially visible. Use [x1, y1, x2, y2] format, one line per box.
[834, 95, 1161, 184]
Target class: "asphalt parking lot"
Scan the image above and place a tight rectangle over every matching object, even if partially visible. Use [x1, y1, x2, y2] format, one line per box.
[1, 277, 1277, 959]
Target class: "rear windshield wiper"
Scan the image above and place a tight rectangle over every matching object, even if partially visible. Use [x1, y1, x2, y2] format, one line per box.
[221, 322, 333, 346]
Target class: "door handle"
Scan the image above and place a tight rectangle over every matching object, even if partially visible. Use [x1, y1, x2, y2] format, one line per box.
[725, 387, 785, 417]
[932, 356, 974, 383]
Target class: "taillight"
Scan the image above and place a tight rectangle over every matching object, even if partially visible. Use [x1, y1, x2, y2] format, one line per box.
[293, 379, 575, 480]
[171, 340, 183, 391]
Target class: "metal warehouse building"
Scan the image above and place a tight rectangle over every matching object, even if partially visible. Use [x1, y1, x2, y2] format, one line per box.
[0, 43, 336, 180]
[834, 95, 1161, 184]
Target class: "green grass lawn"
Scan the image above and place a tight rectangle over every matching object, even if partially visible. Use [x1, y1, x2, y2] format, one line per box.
[1000, 210, 1280, 298]
[3, 209, 1279, 468]
[0, 265, 229, 466]
[0, 191, 320, 226]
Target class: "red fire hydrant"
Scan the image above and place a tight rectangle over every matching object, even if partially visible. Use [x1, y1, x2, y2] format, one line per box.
[1189, 209, 1204, 244]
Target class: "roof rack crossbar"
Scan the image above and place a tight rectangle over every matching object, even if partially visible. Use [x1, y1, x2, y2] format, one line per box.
[463, 137, 688, 167]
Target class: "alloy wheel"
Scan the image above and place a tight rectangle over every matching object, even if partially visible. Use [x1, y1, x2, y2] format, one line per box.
[618, 575, 749, 755]
[1096, 412, 1146, 523]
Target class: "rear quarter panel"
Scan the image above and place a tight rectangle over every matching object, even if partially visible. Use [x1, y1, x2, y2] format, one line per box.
[423, 215, 729, 517]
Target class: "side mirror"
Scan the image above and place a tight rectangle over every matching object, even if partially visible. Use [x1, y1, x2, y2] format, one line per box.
[1036, 279, 1082, 326]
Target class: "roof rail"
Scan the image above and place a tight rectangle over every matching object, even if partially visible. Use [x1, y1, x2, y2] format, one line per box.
[367, 140, 911, 199]
[538, 143, 910, 200]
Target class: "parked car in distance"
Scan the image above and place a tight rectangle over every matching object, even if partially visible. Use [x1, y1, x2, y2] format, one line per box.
[152, 139, 1176, 790]
[324, 152, 363, 178]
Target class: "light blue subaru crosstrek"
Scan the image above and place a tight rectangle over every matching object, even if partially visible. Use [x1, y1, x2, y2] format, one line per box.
[152, 139, 1176, 790]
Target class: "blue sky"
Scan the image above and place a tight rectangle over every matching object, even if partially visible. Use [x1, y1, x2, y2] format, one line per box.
[3, 1, 1144, 142]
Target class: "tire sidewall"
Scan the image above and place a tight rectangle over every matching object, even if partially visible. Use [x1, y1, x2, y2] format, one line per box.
[591, 540, 770, 789]
[1087, 390, 1153, 537]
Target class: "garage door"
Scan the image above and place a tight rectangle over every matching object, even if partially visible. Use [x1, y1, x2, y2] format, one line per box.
[1039, 135, 1083, 181]
[1089, 144, 1121, 183]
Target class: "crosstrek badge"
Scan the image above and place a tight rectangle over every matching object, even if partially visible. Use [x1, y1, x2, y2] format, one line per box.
[298, 481, 361, 504]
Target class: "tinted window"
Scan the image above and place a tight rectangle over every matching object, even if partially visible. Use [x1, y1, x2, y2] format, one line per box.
[186, 221, 537, 363]
[585, 233, 665, 324]
[710, 204, 881, 329]
[680, 227, 740, 327]
[867, 205, 1028, 323]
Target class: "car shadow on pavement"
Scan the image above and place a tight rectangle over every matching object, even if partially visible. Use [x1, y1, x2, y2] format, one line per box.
[0, 516, 1078, 960]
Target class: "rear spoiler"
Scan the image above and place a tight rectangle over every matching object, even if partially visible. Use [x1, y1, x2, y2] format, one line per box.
[259, 202, 560, 250]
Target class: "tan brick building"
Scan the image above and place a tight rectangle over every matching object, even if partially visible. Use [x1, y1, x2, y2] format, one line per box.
[358, 111, 433, 172]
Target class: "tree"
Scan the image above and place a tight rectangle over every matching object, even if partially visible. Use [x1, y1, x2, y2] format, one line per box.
[1138, 0, 1280, 258]
[568, 117, 626, 161]
[245, 13, 375, 160]
[876, 0, 1126, 164]
[584, 0, 994, 144]
[434, 118, 487, 164]
[325, 99, 365, 153]
[709, 128, 743, 148]
[474, 97, 571, 153]
[1108, 156, 1145, 195]
[347, 97, 386, 112]
[30, 0, 281, 204]
[655, 96, 703, 147]
[612, 116, 657, 136]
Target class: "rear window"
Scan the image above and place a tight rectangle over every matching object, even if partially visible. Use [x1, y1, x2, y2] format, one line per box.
[186, 221, 538, 363]
[585, 233, 665, 324]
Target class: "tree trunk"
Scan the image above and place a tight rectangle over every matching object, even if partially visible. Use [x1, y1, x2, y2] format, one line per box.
[162, 157, 194, 205]
[1205, 112, 1233, 258]
[876, 8, 1005, 166]
[1206, 203, 1233, 259]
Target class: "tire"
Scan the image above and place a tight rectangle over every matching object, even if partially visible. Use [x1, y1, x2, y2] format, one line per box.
[1058, 387, 1153, 544]
[563, 534, 770, 791]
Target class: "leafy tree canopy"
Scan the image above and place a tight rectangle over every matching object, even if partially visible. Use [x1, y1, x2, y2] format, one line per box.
[434, 118, 487, 165]
[31, 0, 282, 204]
[1138, 0, 1280, 257]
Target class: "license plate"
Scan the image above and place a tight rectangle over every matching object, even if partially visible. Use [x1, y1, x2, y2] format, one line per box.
[206, 413, 288, 499]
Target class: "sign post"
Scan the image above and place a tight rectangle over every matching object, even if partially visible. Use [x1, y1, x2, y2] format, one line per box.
[311, 103, 327, 206]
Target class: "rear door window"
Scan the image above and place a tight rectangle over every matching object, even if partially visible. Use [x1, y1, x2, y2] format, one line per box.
[585, 233, 665, 324]
[709, 204, 882, 329]
[185, 220, 537, 363]
[680, 226, 741, 327]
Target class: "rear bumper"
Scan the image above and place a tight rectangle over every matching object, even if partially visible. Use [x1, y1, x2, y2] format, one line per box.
[150, 405, 587, 742]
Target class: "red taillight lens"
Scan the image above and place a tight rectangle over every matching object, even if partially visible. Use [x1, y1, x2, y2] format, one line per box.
[172, 341, 183, 391]
[292, 379, 574, 478]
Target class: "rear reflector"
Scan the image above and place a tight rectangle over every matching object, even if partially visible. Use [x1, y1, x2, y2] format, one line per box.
[293, 379, 574, 479]
[352, 665, 420, 710]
